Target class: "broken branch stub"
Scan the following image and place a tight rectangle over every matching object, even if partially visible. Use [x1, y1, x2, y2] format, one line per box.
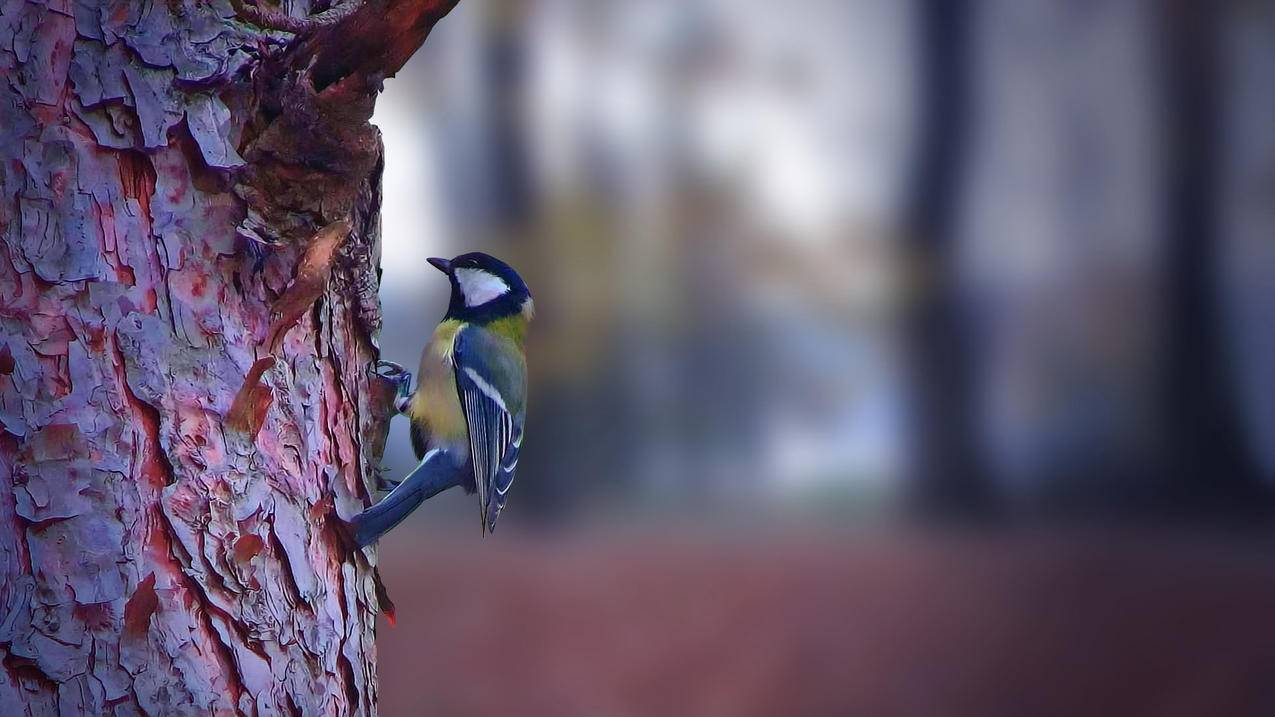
[235, 0, 461, 246]
[301, 0, 462, 93]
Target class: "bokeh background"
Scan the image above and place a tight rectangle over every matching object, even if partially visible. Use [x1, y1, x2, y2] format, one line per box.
[366, 1, 1275, 714]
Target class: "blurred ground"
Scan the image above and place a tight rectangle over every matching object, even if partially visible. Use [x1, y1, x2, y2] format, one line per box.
[374, 527, 1275, 716]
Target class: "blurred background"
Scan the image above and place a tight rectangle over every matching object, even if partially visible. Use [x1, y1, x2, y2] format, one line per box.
[367, 0, 1275, 714]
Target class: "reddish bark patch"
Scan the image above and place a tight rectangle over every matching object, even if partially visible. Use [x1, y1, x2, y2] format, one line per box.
[373, 568, 397, 626]
[226, 356, 276, 440]
[122, 573, 159, 641]
[0, 344, 14, 375]
[116, 151, 156, 223]
[232, 534, 264, 565]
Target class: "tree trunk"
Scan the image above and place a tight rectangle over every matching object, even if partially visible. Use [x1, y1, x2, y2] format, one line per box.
[904, 0, 995, 519]
[0, 1, 458, 713]
[1155, 0, 1271, 516]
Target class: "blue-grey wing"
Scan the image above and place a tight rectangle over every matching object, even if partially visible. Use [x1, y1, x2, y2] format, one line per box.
[453, 327, 526, 533]
[487, 418, 523, 528]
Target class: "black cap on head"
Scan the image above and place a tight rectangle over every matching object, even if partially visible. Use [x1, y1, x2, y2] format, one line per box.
[435, 252, 532, 323]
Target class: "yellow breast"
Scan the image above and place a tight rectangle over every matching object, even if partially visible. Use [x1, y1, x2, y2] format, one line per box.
[408, 320, 468, 443]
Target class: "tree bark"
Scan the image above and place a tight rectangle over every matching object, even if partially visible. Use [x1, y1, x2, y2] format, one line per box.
[0, 1, 458, 714]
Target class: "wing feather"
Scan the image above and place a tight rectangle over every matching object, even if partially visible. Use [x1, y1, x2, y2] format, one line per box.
[454, 327, 526, 533]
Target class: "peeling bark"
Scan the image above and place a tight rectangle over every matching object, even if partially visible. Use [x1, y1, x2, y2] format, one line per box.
[0, 1, 459, 714]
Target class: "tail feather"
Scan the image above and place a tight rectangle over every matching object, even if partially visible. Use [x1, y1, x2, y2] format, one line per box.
[352, 449, 463, 547]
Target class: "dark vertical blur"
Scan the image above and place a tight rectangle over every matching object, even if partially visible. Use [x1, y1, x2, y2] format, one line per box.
[368, 1, 1275, 713]
[904, 0, 995, 518]
[1156, 0, 1268, 516]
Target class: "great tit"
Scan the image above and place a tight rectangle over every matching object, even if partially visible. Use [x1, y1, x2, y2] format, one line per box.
[352, 252, 532, 546]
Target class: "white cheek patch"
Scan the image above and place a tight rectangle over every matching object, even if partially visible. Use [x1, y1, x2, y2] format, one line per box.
[455, 268, 511, 307]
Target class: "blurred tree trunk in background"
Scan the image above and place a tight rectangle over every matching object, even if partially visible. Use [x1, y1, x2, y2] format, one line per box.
[956, 0, 1170, 512]
[1217, 1, 1275, 490]
[0, 1, 456, 713]
[1156, 0, 1271, 515]
[481, 2, 533, 228]
[911, 0, 1275, 517]
[904, 0, 995, 518]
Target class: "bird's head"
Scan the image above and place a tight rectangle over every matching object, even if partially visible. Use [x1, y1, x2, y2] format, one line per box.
[428, 252, 534, 324]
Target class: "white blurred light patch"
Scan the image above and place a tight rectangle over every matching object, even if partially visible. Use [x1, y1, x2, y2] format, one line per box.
[371, 74, 448, 295]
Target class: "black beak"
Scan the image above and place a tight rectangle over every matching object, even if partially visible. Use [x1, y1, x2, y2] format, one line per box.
[427, 257, 451, 274]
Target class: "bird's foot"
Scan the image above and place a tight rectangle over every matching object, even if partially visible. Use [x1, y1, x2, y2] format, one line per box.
[374, 360, 408, 381]
[373, 360, 413, 414]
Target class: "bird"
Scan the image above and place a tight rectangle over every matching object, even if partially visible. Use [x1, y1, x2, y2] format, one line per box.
[351, 252, 532, 547]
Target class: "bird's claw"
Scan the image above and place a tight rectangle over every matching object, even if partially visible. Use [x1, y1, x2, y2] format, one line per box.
[374, 361, 413, 414]
[374, 360, 408, 382]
